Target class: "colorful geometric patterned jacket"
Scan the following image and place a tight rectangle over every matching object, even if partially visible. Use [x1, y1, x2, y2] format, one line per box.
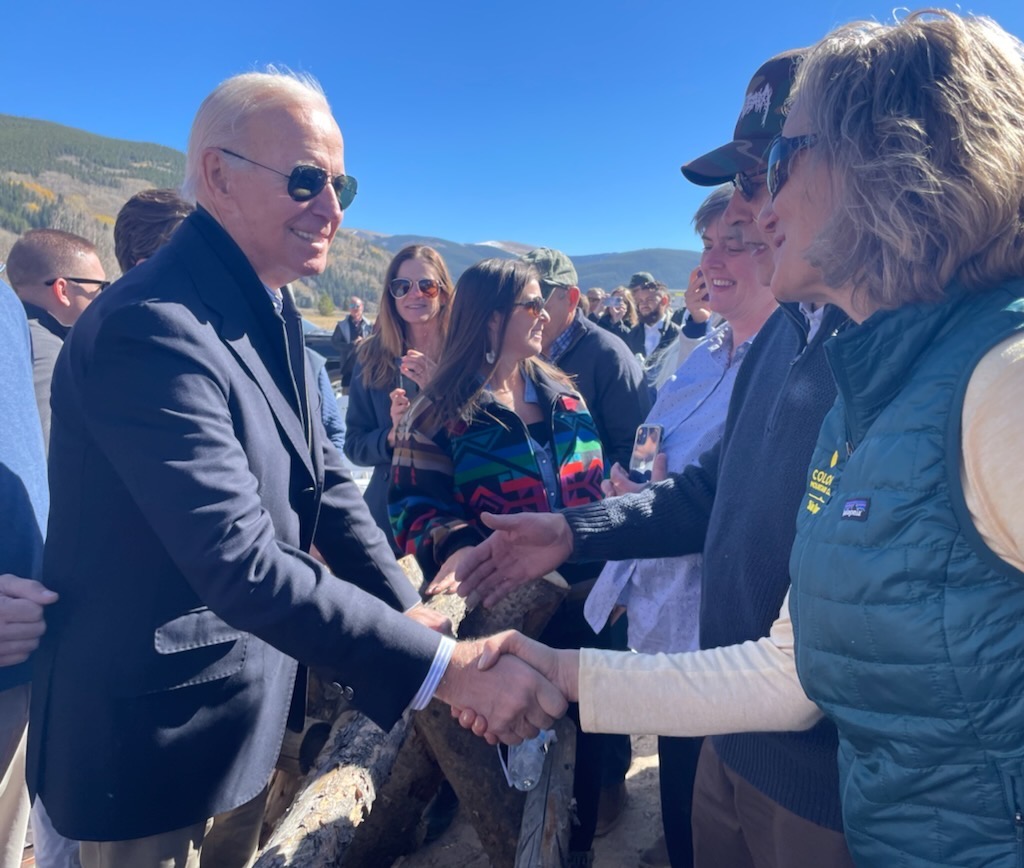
[389, 368, 604, 581]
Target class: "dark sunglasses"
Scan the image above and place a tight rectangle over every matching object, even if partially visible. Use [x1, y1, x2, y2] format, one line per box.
[389, 277, 442, 299]
[766, 134, 819, 199]
[513, 298, 546, 318]
[218, 147, 358, 209]
[731, 168, 767, 202]
[44, 277, 111, 291]
[634, 281, 659, 291]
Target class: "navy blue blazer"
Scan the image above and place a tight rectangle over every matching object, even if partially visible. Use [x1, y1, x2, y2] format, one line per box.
[29, 209, 442, 841]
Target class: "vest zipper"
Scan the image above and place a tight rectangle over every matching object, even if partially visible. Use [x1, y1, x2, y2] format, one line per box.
[1016, 810, 1023, 867]
[1008, 774, 1024, 867]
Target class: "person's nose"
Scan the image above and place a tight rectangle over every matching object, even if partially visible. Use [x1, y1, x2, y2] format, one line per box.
[701, 246, 725, 272]
[311, 180, 344, 224]
[758, 197, 777, 237]
[722, 187, 753, 230]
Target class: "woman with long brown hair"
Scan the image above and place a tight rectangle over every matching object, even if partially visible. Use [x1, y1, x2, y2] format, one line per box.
[344, 244, 454, 551]
[389, 257, 611, 865]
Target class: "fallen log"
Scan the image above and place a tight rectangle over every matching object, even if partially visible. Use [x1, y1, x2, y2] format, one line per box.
[255, 561, 570, 867]
[515, 717, 577, 868]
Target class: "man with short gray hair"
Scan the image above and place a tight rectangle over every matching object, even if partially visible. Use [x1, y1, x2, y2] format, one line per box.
[30, 70, 564, 868]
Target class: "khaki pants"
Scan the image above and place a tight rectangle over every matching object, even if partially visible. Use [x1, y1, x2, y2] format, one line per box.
[0, 684, 30, 868]
[691, 740, 854, 868]
[79, 786, 269, 868]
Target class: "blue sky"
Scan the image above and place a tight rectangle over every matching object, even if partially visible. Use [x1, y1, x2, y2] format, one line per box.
[4, 1, 1024, 256]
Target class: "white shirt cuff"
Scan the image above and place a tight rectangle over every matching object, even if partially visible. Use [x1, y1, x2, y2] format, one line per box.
[409, 635, 456, 711]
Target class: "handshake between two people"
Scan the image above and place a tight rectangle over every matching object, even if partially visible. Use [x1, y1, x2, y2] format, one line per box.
[405, 598, 577, 746]
[407, 510, 591, 744]
[440, 630, 582, 746]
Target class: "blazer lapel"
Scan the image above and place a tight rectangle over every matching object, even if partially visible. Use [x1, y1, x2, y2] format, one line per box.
[176, 213, 316, 480]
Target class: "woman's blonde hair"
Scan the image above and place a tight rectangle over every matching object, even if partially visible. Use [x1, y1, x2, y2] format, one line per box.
[793, 10, 1024, 309]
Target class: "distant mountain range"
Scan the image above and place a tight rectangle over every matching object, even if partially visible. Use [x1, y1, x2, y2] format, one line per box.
[0, 114, 699, 309]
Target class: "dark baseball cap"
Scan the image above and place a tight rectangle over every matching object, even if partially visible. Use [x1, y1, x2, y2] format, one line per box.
[628, 272, 656, 289]
[680, 48, 806, 186]
[521, 248, 578, 299]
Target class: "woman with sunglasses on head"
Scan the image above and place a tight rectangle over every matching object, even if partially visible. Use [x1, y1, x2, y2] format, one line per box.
[389, 258, 608, 866]
[344, 245, 454, 553]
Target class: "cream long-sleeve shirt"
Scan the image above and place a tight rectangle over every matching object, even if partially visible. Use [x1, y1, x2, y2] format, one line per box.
[579, 334, 1024, 736]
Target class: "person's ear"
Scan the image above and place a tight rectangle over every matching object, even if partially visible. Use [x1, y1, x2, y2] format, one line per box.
[202, 148, 232, 199]
[49, 278, 72, 309]
[567, 286, 581, 311]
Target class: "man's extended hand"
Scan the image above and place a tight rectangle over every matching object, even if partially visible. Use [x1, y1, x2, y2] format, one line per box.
[434, 638, 568, 745]
[0, 575, 59, 667]
[451, 631, 581, 739]
[453, 512, 573, 610]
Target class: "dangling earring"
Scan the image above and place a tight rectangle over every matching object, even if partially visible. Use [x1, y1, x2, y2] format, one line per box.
[485, 347, 496, 365]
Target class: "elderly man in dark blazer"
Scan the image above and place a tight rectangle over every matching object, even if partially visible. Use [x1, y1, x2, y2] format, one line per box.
[28, 70, 564, 868]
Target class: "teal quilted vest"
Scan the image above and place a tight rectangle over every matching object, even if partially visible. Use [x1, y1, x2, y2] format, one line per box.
[791, 282, 1024, 867]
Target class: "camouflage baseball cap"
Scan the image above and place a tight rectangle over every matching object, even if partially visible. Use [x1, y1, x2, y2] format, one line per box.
[628, 271, 656, 289]
[521, 248, 578, 298]
[680, 48, 806, 186]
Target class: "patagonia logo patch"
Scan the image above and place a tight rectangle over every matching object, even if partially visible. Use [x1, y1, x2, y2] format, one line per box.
[841, 498, 870, 521]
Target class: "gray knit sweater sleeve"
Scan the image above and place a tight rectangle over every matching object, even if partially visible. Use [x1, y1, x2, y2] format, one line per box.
[565, 438, 720, 562]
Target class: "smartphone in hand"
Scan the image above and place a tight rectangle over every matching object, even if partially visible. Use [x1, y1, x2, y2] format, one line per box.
[628, 424, 664, 484]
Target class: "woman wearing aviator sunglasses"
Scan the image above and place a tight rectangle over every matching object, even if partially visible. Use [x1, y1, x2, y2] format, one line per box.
[389, 258, 607, 864]
[757, 11, 1024, 867]
[344, 245, 454, 552]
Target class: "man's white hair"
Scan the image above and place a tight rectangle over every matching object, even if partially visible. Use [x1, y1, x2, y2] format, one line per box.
[182, 67, 330, 203]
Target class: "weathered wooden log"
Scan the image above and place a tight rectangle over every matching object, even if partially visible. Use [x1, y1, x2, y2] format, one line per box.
[253, 709, 410, 867]
[410, 574, 571, 868]
[515, 717, 577, 868]
[255, 561, 571, 867]
[339, 722, 445, 866]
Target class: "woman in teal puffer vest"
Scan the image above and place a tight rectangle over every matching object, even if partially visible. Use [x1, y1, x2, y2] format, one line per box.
[763, 11, 1024, 867]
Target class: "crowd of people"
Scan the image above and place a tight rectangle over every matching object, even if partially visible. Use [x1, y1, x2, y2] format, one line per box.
[2, 8, 1024, 868]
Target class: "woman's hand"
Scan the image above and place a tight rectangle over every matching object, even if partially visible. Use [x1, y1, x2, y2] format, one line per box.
[609, 301, 625, 323]
[400, 350, 437, 390]
[426, 546, 474, 596]
[387, 388, 410, 447]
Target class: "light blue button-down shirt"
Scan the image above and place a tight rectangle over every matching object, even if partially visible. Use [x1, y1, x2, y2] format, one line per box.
[584, 322, 754, 653]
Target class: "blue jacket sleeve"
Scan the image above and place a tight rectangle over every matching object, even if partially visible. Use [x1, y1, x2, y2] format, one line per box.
[343, 360, 394, 469]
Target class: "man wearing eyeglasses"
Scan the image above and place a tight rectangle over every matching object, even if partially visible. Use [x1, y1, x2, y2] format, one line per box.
[5, 229, 108, 451]
[28, 70, 565, 868]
